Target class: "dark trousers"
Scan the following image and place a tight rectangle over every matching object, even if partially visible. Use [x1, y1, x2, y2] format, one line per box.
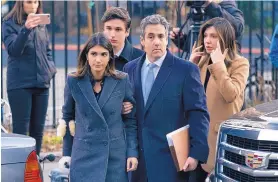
[189, 163, 208, 182]
[8, 88, 49, 155]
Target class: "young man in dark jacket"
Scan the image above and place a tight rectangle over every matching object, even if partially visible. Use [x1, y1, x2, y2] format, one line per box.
[102, 7, 144, 71]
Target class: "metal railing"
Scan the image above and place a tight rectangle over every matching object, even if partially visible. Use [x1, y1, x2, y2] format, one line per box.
[1, 1, 278, 127]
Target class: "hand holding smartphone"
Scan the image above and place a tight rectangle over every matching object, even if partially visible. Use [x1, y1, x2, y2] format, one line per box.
[25, 13, 51, 29]
[29, 14, 51, 25]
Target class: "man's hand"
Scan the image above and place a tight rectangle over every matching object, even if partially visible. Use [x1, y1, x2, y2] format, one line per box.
[127, 157, 138, 172]
[183, 157, 198, 172]
[170, 27, 183, 40]
[122, 102, 133, 114]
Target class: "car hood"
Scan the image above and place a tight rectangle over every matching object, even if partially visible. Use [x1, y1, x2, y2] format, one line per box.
[1, 133, 36, 164]
[231, 100, 278, 121]
[223, 100, 278, 130]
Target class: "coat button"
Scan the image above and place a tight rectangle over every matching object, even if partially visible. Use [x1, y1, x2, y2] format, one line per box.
[103, 141, 108, 146]
[87, 127, 92, 131]
[140, 148, 144, 151]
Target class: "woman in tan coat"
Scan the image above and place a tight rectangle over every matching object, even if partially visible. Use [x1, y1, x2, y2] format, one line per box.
[189, 17, 249, 181]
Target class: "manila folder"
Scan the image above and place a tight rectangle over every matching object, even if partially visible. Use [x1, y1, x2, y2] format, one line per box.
[166, 125, 189, 171]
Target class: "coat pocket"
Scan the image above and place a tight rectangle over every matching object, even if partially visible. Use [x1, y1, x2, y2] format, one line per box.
[38, 54, 57, 84]
[73, 137, 98, 152]
[48, 60, 57, 78]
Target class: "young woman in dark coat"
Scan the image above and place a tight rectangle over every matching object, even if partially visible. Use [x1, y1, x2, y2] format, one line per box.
[58, 33, 138, 182]
[2, 0, 56, 155]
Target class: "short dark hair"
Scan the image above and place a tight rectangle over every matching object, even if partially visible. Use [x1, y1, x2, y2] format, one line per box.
[101, 7, 131, 30]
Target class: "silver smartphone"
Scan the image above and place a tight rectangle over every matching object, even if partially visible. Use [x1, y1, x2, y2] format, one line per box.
[30, 14, 50, 25]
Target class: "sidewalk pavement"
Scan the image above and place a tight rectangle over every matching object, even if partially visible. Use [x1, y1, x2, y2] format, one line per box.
[42, 161, 58, 182]
[41, 151, 62, 182]
[40, 151, 210, 182]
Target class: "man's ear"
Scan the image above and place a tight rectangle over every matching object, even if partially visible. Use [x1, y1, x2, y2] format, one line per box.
[140, 35, 145, 50]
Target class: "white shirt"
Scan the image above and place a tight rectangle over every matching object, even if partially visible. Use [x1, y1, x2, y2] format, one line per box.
[115, 44, 125, 57]
[141, 53, 167, 92]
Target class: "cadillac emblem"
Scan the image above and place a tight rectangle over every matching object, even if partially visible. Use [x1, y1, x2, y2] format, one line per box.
[245, 153, 266, 169]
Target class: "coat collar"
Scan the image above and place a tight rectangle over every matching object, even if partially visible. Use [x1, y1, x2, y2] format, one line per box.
[198, 56, 210, 85]
[134, 50, 174, 117]
[77, 73, 119, 121]
[198, 55, 210, 69]
[77, 74, 105, 121]
[98, 76, 119, 109]
[134, 54, 146, 119]
[120, 39, 134, 62]
[144, 50, 174, 113]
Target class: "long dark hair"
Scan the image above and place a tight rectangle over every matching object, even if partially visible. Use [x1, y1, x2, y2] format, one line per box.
[197, 17, 238, 68]
[3, 0, 43, 25]
[75, 32, 121, 79]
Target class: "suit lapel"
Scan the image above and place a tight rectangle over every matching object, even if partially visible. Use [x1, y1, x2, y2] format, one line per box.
[144, 51, 174, 114]
[98, 76, 119, 110]
[77, 75, 105, 122]
[134, 54, 146, 118]
[120, 39, 133, 62]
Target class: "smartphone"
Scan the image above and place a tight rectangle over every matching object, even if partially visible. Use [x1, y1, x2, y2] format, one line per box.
[30, 14, 50, 25]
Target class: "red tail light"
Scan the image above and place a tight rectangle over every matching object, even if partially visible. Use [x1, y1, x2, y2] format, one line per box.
[24, 150, 42, 182]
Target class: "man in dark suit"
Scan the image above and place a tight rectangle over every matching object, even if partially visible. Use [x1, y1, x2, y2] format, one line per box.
[102, 7, 144, 71]
[123, 14, 210, 182]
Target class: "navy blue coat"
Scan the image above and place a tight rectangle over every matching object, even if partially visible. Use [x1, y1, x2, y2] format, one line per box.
[2, 17, 56, 90]
[115, 39, 144, 71]
[62, 72, 138, 182]
[123, 51, 209, 182]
